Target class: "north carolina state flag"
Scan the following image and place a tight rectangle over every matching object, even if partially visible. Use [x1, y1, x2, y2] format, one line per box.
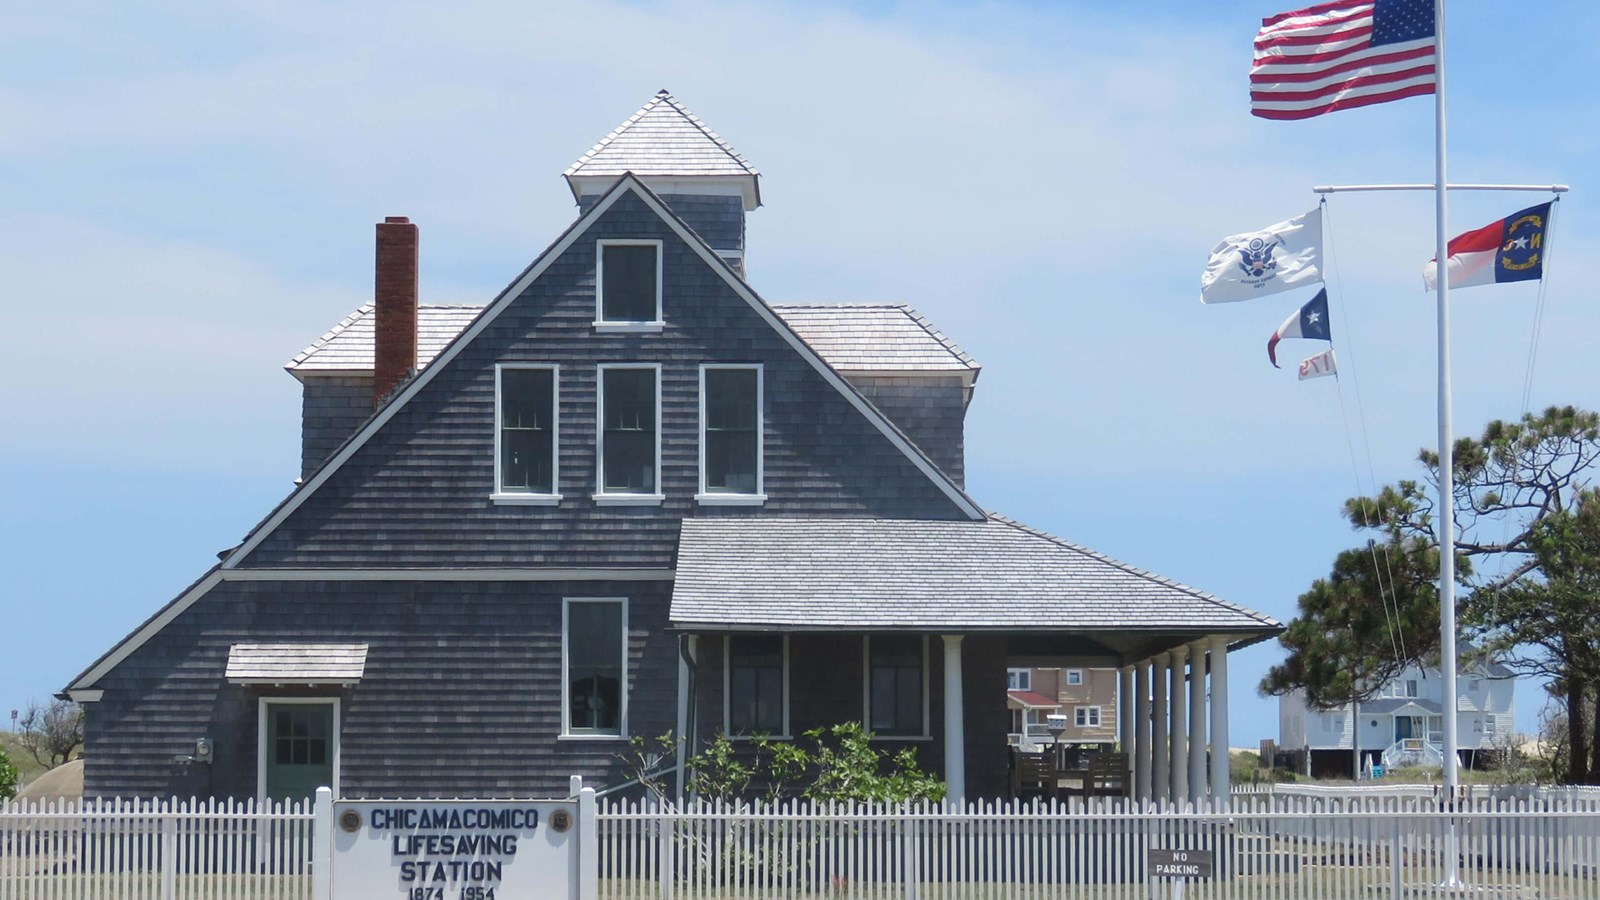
[1423, 202, 1553, 291]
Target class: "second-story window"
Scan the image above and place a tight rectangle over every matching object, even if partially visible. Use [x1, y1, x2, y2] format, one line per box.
[596, 240, 662, 327]
[1006, 668, 1031, 691]
[1066, 669, 1084, 686]
[495, 365, 558, 500]
[597, 365, 660, 501]
[700, 365, 763, 501]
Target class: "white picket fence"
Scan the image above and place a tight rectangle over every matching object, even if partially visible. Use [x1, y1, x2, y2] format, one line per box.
[596, 792, 1600, 899]
[0, 797, 313, 900]
[5, 790, 1599, 899]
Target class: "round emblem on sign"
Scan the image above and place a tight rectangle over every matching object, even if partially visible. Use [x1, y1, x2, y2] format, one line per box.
[339, 810, 362, 833]
[548, 810, 572, 833]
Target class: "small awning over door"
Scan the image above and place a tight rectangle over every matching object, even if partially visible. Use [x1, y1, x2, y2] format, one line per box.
[226, 643, 368, 685]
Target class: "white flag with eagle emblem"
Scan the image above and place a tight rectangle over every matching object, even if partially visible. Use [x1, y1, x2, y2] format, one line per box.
[1200, 207, 1323, 304]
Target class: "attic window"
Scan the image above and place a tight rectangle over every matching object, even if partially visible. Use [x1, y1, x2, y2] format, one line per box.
[596, 240, 663, 329]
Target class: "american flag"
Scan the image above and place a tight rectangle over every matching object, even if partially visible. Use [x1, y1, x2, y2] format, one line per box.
[1251, 0, 1437, 120]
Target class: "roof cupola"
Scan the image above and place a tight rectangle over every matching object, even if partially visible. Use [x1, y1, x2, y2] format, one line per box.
[564, 90, 759, 273]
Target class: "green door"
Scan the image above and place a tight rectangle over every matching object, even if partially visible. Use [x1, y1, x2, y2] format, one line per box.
[264, 703, 335, 802]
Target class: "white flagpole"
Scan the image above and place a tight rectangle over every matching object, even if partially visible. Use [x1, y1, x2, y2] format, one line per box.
[1433, 0, 1463, 885]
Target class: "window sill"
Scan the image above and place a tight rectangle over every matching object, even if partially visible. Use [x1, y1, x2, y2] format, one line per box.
[695, 493, 767, 506]
[727, 732, 793, 742]
[491, 493, 562, 506]
[593, 321, 664, 334]
[558, 733, 630, 742]
[593, 493, 665, 507]
[869, 734, 933, 742]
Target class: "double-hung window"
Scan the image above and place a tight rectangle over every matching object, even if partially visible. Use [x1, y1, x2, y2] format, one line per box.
[596, 364, 661, 504]
[726, 635, 788, 737]
[595, 240, 662, 330]
[699, 365, 763, 503]
[494, 364, 559, 503]
[1075, 706, 1101, 728]
[563, 598, 627, 737]
[865, 635, 926, 738]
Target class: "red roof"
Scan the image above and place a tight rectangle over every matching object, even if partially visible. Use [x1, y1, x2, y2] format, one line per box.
[1006, 690, 1060, 709]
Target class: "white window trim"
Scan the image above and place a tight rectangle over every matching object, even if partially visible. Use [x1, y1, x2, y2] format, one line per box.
[862, 635, 931, 741]
[1065, 669, 1084, 686]
[1074, 705, 1101, 728]
[723, 634, 791, 739]
[697, 364, 766, 505]
[492, 363, 562, 504]
[594, 364, 664, 505]
[1006, 668, 1031, 692]
[256, 696, 340, 803]
[561, 597, 630, 740]
[594, 239, 664, 329]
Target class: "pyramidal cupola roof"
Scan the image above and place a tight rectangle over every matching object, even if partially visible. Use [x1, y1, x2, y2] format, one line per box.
[564, 90, 761, 210]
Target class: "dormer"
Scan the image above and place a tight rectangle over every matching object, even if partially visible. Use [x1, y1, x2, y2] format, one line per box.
[564, 90, 759, 275]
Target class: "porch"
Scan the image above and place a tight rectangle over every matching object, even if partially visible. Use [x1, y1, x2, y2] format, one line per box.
[668, 516, 1284, 805]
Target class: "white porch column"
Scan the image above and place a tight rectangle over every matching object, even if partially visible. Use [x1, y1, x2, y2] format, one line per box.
[1169, 644, 1189, 805]
[1118, 665, 1135, 762]
[941, 635, 965, 804]
[1134, 659, 1152, 802]
[1151, 652, 1171, 805]
[1187, 639, 1207, 803]
[1208, 635, 1231, 810]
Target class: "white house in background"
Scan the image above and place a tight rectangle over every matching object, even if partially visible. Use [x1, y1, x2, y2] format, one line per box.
[1278, 660, 1516, 777]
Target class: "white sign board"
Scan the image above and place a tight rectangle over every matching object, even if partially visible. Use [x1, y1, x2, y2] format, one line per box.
[331, 799, 577, 900]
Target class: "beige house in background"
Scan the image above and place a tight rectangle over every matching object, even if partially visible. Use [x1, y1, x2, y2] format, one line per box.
[1007, 666, 1119, 748]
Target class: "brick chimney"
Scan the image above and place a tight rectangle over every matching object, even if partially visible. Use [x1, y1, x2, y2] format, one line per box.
[373, 216, 419, 403]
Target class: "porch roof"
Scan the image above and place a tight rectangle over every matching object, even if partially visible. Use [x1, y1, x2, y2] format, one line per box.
[1006, 690, 1061, 710]
[1361, 698, 1443, 715]
[671, 516, 1282, 639]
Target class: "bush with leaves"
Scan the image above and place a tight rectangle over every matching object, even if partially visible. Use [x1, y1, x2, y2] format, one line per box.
[624, 724, 942, 890]
[625, 722, 945, 805]
[0, 747, 17, 801]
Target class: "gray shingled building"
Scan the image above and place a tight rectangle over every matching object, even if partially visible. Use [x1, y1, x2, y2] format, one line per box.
[65, 91, 1281, 804]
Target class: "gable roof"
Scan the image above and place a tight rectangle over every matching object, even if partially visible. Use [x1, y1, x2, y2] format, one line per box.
[285, 303, 979, 379]
[224, 174, 984, 570]
[564, 90, 760, 207]
[671, 515, 1283, 639]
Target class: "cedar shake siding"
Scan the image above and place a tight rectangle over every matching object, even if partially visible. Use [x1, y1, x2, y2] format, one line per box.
[580, 192, 744, 273]
[848, 375, 967, 487]
[82, 580, 675, 800]
[241, 191, 968, 570]
[299, 375, 374, 478]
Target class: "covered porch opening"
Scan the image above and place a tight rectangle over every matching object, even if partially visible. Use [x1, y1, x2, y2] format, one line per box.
[671, 626, 1271, 805]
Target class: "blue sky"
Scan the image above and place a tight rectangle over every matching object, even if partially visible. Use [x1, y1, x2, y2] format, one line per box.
[2, 1, 1596, 748]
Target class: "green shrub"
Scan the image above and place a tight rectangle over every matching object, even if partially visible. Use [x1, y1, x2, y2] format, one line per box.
[0, 747, 17, 801]
[626, 722, 946, 805]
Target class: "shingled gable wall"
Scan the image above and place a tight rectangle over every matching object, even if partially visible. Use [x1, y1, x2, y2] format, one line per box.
[239, 188, 970, 570]
[82, 580, 676, 799]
